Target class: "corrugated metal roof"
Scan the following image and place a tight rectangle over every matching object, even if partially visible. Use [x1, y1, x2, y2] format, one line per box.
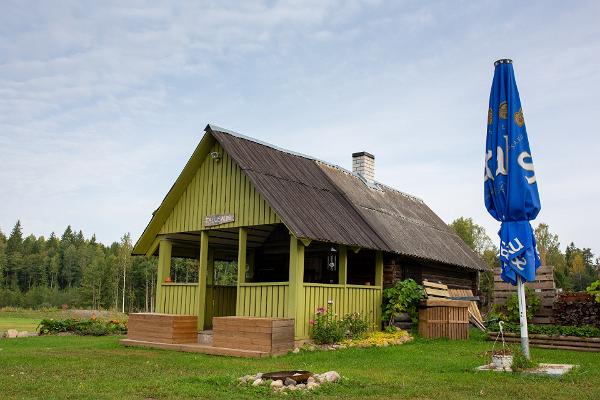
[209, 125, 487, 271]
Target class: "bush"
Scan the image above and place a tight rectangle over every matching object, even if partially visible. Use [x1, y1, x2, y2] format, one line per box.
[38, 318, 127, 336]
[510, 344, 536, 371]
[341, 312, 369, 339]
[310, 303, 370, 344]
[310, 303, 345, 344]
[505, 287, 540, 323]
[586, 280, 600, 303]
[381, 279, 424, 325]
[487, 321, 600, 338]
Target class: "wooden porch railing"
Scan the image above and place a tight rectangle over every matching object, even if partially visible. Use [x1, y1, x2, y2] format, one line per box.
[298, 283, 382, 339]
[236, 282, 289, 318]
[157, 283, 199, 315]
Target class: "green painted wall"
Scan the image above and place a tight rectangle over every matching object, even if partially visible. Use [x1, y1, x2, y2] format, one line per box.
[159, 142, 280, 234]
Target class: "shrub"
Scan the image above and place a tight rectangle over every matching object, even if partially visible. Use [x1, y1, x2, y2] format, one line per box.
[310, 303, 370, 344]
[38, 318, 127, 336]
[382, 279, 424, 325]
[505, 287, 540, 323]
[586, 280, 600, 303]
[311, 303, 345, 344]
[341, 312, 369, 339]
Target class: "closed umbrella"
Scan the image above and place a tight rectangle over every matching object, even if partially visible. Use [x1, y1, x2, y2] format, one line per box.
[484, 59, 541, 358]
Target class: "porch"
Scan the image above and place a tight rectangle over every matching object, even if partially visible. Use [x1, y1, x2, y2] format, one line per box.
[151, 223, 383, 340]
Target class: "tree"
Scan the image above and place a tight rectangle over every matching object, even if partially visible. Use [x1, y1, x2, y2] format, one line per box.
[6, 221, 24, 289]
[117, 234, 133, 313]
[534, 223, 560, 266]
[0, 228, 7, 288]
[449, 217, 495, 255]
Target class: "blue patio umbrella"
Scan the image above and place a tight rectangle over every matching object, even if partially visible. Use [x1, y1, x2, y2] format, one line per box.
[484, 59, 541, 358]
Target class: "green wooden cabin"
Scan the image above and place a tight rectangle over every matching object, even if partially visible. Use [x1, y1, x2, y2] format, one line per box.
[132, 125, 487, 339]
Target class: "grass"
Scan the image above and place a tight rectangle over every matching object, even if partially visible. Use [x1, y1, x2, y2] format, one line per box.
[0, 330, 598, 399]
[0, 308, 127, 333]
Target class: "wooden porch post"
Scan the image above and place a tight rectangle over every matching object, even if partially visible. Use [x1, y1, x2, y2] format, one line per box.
[197, 231, 209, 331]
[339, 245, 348, 285]
[235, 227, 247, 315]
[375, 250, 384, 287]
[287, 234, 305, 338]
[375, 250, 384, 329]
[156, 239, 172, 313]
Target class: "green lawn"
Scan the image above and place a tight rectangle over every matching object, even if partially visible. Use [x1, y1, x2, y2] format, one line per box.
[0, 330, 598, 400]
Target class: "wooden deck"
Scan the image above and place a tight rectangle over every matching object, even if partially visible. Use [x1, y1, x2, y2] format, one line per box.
[122, 314, 295, 358]
[119, 338, 271, 358]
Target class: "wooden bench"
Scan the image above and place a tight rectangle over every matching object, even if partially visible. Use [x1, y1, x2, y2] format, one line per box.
[127, 313, 197, 344]
[213, 316, 294, 355]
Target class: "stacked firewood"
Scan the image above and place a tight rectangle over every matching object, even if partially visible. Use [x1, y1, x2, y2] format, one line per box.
[552, 294, 600, 328]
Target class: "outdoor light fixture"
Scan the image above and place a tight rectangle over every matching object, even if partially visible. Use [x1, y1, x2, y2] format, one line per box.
[210, 151, 221, 162]
[327, 247, 337, 272]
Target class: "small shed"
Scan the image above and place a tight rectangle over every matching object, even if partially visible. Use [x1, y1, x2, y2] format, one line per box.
[131, 125, 488, 341]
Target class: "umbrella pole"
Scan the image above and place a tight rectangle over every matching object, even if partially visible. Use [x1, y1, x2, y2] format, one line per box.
[516, 275, 530, 359]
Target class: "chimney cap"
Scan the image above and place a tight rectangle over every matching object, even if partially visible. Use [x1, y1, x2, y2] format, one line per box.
[352, 151, 374, 159]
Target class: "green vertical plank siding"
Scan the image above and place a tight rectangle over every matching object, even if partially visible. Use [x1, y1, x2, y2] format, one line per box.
[236, 283, 289, 318]
[157, 284, 198, 315]
[159, 142, 280, 234]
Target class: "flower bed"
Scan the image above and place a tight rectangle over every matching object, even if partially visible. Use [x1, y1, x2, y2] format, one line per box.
[38, 317, 127, 336]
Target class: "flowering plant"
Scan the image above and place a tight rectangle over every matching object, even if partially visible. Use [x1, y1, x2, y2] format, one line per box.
[310, 301, 369, 344]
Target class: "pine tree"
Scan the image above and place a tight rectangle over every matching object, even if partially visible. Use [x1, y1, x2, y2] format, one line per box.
[6, 221, 24, 289]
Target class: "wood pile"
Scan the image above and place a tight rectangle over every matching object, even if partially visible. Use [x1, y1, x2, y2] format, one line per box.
[493, 265, 557, 324]
[488, 332, 600, 352]
[553, 293, 600, 327]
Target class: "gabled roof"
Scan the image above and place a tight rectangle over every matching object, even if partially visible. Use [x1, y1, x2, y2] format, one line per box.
[133, 124, 487, 271]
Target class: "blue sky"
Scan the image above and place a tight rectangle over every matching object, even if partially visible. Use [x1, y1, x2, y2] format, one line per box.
[1, 1, 599, 253]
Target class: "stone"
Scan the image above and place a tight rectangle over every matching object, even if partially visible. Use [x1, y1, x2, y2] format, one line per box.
[306, 376, 315, 384]
[252, 378, 263, 386]
[296, 384, 306, 389]
[6, 329, 18, 338]
[324, 371, 341, 383]
[307, 382, 319, 390]
[271, 379, 284, 389]
[255, 372, 263, 379]
[17, 331, 29, 338]
[284, 378, 296, 386]
[292, 347, 300, 353]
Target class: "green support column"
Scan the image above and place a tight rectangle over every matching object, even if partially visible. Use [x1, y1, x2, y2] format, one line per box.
[236, 227, 247, 315]
[287, 234, 305, 338]
[156, 239, 172, 313]
[339, 245, 347, 286]
[375, 250, 384, 329]
[375, 251, 384, 287]
[197, 231, 209, 331]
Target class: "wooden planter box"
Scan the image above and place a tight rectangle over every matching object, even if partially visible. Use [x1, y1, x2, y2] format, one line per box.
[127, 313, 197, 344]
[418, 299, 470, 340]
[488, 332, 600, 352]
[213, 317, 294, 355]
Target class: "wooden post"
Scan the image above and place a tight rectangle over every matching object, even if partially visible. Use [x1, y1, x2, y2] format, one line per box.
[236, 227, 247, 315]
[339, 245, 347, 286]
[197, 231, 209, 331]
[375, 250, 383, 287]
[156, 239, 172, 313]
[287, 234, 305, 338]
[375, 250, 384, 329]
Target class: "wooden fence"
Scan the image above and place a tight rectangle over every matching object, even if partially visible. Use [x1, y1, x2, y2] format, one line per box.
[493, 265, 557, 324]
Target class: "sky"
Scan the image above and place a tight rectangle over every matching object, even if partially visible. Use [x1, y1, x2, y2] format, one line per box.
[1, 0, 599, 254]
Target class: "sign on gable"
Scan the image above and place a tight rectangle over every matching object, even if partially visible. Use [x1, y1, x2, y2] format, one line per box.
[204, 213, 235, 227]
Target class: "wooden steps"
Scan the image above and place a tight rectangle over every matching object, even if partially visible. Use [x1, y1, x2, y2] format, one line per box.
[120, 339, 270, 358]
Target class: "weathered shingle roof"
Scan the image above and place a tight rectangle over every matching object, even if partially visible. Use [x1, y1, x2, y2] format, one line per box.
[209, 125, 487, 271]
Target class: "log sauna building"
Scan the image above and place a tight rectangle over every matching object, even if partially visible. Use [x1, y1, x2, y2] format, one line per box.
[131, 125, 487, 346]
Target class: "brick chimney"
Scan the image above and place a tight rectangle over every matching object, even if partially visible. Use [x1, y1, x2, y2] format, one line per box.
[352, 151, 375, 181]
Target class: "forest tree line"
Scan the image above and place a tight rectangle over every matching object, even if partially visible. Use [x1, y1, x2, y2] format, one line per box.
[449, 217, 600, 298]
[0, 221, 195, 311]
[1, 218, 598, 311]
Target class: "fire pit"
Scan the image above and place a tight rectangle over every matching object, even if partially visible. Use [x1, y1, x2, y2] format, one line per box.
[261, 370, 313, 384]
